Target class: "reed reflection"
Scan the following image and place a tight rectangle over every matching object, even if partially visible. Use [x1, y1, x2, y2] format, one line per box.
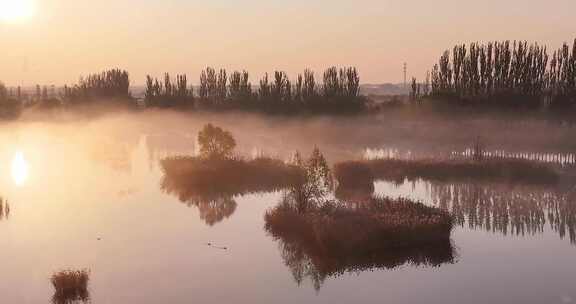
[428, 181, 576, 243]
[334, 161, 375, 203]
[0, 198, 10, 220]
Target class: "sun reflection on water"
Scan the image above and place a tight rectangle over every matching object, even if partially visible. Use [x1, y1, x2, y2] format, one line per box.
[11, 151, 29, 186]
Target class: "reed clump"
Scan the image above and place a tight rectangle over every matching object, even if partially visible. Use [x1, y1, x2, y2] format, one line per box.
[50, 269, 90, 304]
[266, 196, 454, 250]
[334, 161, 374, 189]
[265, 196, 454, 287]
[160, 156, 301, 201]
[336, 158, 559, 186]
[333, 162, 375, 201]
[0, 199, 10, 220]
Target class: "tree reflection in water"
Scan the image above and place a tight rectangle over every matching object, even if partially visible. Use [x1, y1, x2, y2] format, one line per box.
[0, 198, 10, 221]
[160, 172, 238, 226]
[429, 181, 576, 243]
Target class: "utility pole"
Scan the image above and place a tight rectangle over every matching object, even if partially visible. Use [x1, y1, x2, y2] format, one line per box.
[403, 63, 407, 89]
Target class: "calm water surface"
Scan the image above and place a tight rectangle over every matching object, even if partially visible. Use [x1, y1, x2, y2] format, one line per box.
[0, 112, 575, 304]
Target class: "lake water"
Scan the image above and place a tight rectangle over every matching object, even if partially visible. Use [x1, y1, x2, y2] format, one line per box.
[0, 111, 575, 304]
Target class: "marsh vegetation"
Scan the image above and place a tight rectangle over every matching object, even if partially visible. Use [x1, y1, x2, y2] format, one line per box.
[336, 158, 560, 186]
[0, 198, 10, 220]
[0, 108, 574, 302]
[260, 147, 455, 289]
[265, 196, 455, 289]
[50, 269, 90, 304]
[158, 123, 457, 289]
[160, 156, 299, 225]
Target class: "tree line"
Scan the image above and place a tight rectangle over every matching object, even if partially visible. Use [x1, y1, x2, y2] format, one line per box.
[0, 69, 131, 109]
[144, 66, 364, 113]
[0, 66, 364, 115]
[416, 39, 576, 108]
[0, 83, 58, 104]
[0, 82, 22, 118]
[62, 69, 131, 103]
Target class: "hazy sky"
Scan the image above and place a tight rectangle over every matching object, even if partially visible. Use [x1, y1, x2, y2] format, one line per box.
[0, 0, 575, 86]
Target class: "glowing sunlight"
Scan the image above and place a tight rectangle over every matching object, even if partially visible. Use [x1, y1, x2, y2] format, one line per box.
[0, 0, 35, 23]
[11, 151, 29, 186]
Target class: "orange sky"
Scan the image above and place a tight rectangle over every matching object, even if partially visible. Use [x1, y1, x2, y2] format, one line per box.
[0, 0, 575, 86]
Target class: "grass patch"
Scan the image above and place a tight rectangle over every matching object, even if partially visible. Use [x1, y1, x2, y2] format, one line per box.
[160, 156, 301, 201]
[336, 158, 559, 186]
[264, 196, 454, 288]
[50, 269, 90, 304]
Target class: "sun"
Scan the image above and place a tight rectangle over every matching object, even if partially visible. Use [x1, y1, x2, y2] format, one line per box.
[11, 151, 29, 186]
[0, 0, 35, 23]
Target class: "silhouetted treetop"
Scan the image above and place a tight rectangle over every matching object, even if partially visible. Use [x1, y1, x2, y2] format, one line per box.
[428, 39, 576, 108]
[197, 123, 237, 159]
[144, 66, 365, 113]
[63, 69, 132, 104]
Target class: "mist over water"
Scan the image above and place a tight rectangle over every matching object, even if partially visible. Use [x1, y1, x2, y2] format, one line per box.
[0, 110, 575, 303]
